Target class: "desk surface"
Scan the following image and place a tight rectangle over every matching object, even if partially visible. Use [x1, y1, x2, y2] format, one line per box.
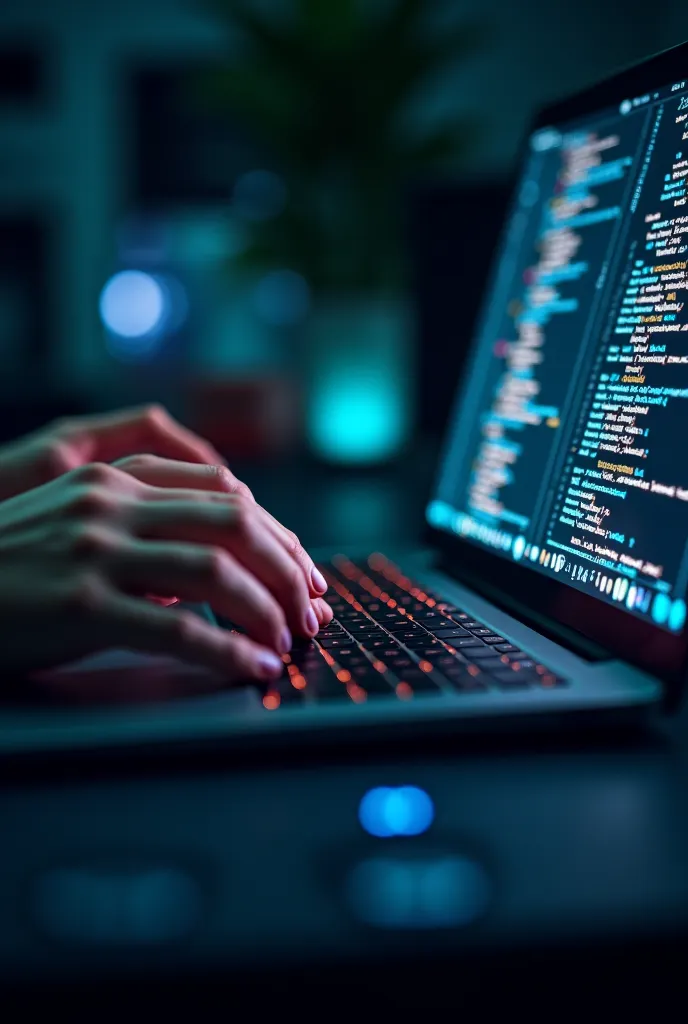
[2, 457, 688, 1011]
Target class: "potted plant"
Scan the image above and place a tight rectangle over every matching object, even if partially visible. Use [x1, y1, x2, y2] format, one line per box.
[198, 0, 485, 463]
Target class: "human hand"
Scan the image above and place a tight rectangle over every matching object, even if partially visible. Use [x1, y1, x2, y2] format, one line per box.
[0, 460, 332, 680]
[0, 404, 225, 503]
[113, 452, 332, 627]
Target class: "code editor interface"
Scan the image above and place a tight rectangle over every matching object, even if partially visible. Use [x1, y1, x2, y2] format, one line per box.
[429, 78, 688, 633]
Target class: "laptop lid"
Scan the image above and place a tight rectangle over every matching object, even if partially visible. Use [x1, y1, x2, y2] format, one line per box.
[426, 40, 688, 702]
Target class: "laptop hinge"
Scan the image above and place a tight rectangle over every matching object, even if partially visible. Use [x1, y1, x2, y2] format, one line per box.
[436, 556, 611, 663]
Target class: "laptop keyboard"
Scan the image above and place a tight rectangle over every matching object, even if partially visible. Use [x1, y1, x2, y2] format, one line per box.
[221, 553, 568, 709]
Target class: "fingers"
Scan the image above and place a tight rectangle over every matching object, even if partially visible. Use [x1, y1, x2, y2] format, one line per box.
[111, 541, 291, 653]
[114, 455, 252, 499]
[114, 456, 327, 614]
[101, 591, 284, 682]
[67, 406, 225, 467]
[131, 499, 316, 639]
[259, 511, 329, 598]
[115, 457, 325, 599]
[313, 597, 334, 625]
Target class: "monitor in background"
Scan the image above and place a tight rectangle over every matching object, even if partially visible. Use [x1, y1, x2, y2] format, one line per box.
[429, 75, 688, 635]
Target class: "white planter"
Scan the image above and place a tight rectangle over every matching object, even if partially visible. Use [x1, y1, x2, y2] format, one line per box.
[305, 295, 415, 465]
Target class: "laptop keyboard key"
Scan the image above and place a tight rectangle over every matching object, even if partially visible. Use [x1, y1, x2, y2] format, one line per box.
[402, 636, 442, 649]
[461, 645, 500, 659]
[386, 656, 416, 672]
[395, 631, 430, 644]
[411, 611, 449, 624]
[481, 635, 508, 644]
[384, 621, 425, 633]
[431, 627, 472, 639]
[494, 644, 520, 653]
[396, 671, 443, 694]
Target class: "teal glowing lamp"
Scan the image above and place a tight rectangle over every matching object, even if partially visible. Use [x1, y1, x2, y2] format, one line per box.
[306, 298, 413, 465]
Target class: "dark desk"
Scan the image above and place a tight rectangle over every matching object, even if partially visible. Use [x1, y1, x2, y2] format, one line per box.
[2, 457, 688, 1013]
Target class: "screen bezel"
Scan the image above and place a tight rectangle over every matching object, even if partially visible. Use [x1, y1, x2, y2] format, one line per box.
[429, 39, 688, 700]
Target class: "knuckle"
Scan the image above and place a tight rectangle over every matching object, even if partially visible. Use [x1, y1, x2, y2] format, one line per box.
[234, 479, 254, 501]
[67, 485, 115, 521]
[42, 439, 74, 482]
[229, 497, 253, 536]
[284, 528, 302, 559]
[210, 465, 253, 500]
[204, 547, 231, 586]
[70, 523, 113, 560]
[116, 453, 155, 474]
[144, 403, 168, 427]
[73, 462, 117, 487]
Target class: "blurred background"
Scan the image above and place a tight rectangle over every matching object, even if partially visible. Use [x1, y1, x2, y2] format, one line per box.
[0, 0, 685, 540]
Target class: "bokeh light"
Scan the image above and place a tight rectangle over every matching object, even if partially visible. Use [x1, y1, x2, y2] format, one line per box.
[358, 786, 435, 838]
[347, 855, 491, 929]
[232, 169, 287, 222]
[252, 269, 310, 327]
[100, 269, 188, 362]
[99, 270, 165, 339]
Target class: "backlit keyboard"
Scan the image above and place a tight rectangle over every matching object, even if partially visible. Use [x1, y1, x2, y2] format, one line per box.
[222, 553, 567, 709]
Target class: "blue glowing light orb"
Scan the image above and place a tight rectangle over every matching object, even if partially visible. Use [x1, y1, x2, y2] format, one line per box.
[358, 786, 435, 838]
[99, 270, 166, 339]
[669, 599, 687, 632]
[651, 593, 671, 626]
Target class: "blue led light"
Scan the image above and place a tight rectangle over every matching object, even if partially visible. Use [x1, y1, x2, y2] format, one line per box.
[669, 599, 687, 632]
[99, 270, 165, 339]
[652, 593, 671, 625]
[512, 535, 526, 561]
[358, 786, 434, 838]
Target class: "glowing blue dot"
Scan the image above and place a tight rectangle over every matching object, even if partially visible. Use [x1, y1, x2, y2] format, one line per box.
[513, 536, 526, 561]
[358, 786, 434, 838]
[426, 500, 451, 528]
[652, 593, 671, 625]
[99, 271, 165, 339]
[252, 270, 310, 327]
[669, 599, 687, 632]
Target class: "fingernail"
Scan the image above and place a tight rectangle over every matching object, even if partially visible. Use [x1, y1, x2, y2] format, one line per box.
[305, 607, 319, 636]
[311, 566, 328, 594]
[256, 651, 283, 679]
[279, 628, 292, 654]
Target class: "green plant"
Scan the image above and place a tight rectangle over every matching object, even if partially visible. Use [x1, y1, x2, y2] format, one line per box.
[199, 0, 486, 293]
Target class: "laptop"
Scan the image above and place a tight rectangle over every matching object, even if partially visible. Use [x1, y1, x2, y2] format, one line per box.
[4, 41, 688, 757]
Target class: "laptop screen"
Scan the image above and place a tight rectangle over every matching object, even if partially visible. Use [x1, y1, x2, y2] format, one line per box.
[429, 74, 688, 635]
